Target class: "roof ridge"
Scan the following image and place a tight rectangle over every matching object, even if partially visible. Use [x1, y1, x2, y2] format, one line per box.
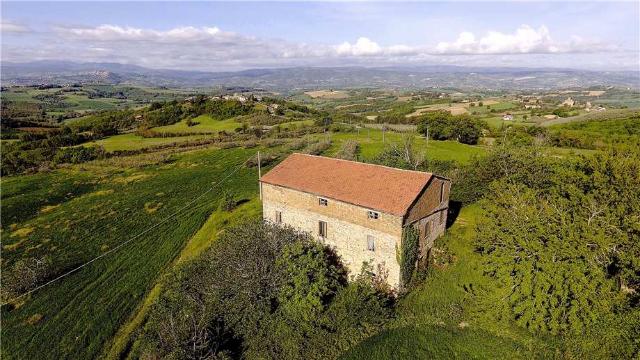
[292, 152, 432, 177]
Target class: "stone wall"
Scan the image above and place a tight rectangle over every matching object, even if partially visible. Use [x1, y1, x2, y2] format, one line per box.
[404, 176, 451, 225]
[262, 183, 404, 287]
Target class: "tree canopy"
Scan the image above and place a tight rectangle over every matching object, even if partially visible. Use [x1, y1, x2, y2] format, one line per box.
[475, 150, 640, 335]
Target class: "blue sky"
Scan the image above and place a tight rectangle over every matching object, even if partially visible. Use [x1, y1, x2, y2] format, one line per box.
[2, 1, 638, 71]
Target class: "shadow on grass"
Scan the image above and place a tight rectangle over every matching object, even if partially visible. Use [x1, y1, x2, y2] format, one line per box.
[446, 201, 462, 229]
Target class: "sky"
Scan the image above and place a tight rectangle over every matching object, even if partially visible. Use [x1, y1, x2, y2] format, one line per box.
[1, 1, 639, 72]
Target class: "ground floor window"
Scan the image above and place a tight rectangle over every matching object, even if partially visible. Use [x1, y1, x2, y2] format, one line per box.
[318, 220, 327, 238]
[367, 235, 375, 251]
[275, 210, 282, 224]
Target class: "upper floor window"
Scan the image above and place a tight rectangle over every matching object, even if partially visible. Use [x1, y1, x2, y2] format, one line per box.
[440, 182, 446, 203]
[275, 210, 282, 224]
[367, 235, 375, 251]
[367, 210, 379, 219]
[318, 197, 328, 206]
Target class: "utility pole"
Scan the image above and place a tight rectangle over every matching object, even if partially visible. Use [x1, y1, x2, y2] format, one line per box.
[257, 151, 262, 200]
[426, 125, 429, 148]
[382, 124, 386, 144]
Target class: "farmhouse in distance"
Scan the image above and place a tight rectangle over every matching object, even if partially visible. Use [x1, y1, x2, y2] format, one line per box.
[260, 153, 451, 287]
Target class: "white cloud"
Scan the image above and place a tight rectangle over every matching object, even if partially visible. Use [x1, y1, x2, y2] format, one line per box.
[435, 25, 609, 55]
[335, 37, 419, 57]
[1, 20, 30, 33]
[57, 25, 225, 43]
[1, 23, 626, 71]
[336, 37, 382, 56]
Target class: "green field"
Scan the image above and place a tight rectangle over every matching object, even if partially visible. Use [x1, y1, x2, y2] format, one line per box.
[324, 128, 487, 164]
[483, 116, 536, 129]
[153, 114, 241, 134]
[1, 147, 261, 360]
[84, 132, 210, 151]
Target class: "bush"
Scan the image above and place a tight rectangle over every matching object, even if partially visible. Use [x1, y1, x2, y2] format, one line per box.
[219, 191, 236, 211]
[304, 140, 331, 156]
[140, 221, 394, 359]
[2, 256, 53, 303]
[336, 140, 360, 161]
[52, 146, 105, 164]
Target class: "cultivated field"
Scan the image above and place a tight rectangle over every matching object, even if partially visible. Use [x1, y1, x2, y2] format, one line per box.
[304, 90, 350, 99]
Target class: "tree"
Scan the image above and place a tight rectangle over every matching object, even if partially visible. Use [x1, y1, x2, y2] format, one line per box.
[475, 150, 640, 335]
[417, 112, 484, 145]
[373, 134, 425, 170]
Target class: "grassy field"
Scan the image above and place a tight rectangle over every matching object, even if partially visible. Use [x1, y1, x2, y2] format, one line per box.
[482, 116, 536, 130]
[341, 204, 555, 359]
[323, 128, 487, 164]
[153, 114, 241, 134]
[104, 198, 263, 359]
[84, 133, 210, 151]
[1, 147, 260, 360]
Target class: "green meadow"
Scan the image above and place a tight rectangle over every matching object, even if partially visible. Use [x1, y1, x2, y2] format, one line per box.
[84, 132, 210, 151]
[324, 128, 487, 164]
[153, 114, 242, 134]
[1, 147, 261, 360]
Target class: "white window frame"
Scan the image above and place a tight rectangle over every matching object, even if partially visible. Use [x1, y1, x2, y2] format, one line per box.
[367, 210, 380, 220]
[318, 197, 328, 206]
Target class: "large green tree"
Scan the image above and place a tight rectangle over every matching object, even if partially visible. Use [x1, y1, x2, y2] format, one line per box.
[140, 221, 393, 359]
[476, 151, 640, 335]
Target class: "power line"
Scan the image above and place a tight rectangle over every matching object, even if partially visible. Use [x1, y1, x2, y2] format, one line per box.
[3, 153, 257, 305]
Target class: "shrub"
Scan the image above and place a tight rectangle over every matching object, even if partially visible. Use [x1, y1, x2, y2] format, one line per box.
[304, 140, 331, 155]
[52, 146, 105, 164]
[219, 191, 236, 211]
[336, 140, 360, 161]
[2, 256, 53, 303]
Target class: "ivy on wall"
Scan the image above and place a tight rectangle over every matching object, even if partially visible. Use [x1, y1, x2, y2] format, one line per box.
[400, 225, 420, 288]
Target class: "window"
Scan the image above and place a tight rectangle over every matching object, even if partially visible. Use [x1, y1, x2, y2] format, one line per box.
[440, 182, 446, 203]
[423, 221, 431, 238]
[275, 210, 282, 224]
[367, 210, 379, 219]
[439, 210, 445, 225]
[318, 221, 327, 238]
[367, 235, 375, 251]
[318, 197, 328, 206]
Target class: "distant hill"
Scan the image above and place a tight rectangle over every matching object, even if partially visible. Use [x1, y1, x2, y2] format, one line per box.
[2, 61, 639, 91]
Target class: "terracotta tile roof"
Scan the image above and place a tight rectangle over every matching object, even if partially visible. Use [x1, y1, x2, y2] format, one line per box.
[260, 153, 432, 216]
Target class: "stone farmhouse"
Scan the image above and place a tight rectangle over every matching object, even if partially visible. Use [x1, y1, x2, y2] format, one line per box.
[260, 153, 451, 288]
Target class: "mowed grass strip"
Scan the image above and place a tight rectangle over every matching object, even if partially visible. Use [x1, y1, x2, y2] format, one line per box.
[0, 147, 259, 360]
